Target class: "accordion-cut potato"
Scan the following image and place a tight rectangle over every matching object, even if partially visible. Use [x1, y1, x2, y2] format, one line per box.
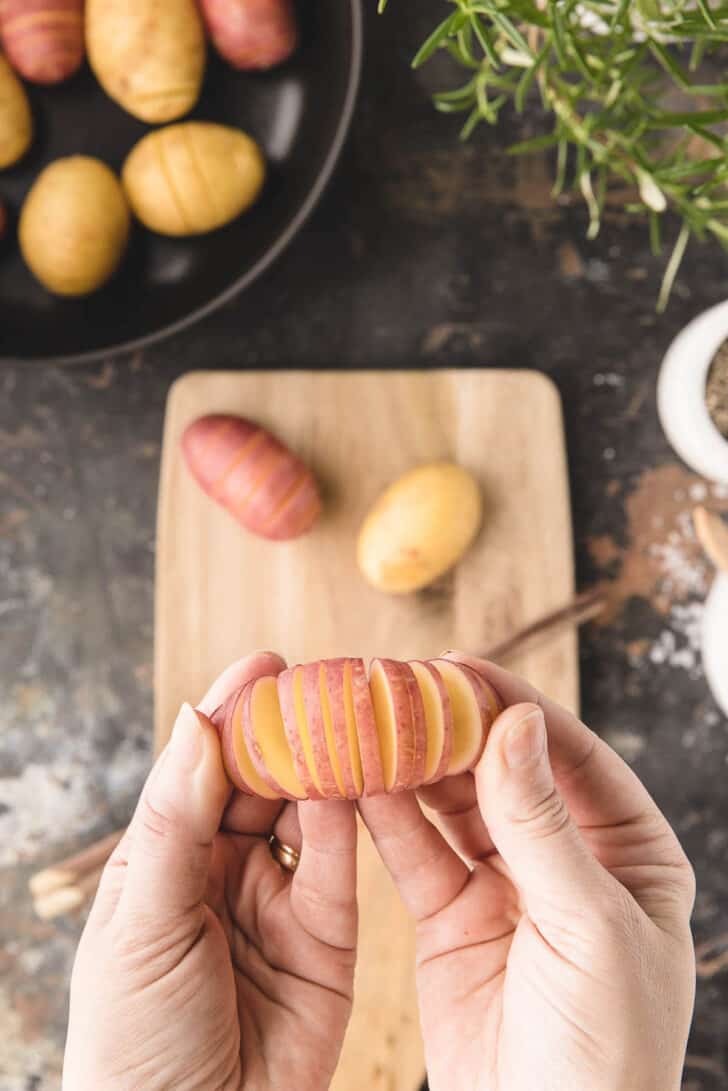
[430, 659, 501, 775]
[242, 676, 306, 799]
[0, 52, 32, 168]
[19, 157, 130, 295]
[409, 660, 453, 784]
[86, 0, 205, 123]
[357, 462, 483, 594]
[219, 656, 502, 800]
[199, 0, 298, 71]
[122, 123, 265, 237]
[0, 0, 84, 85]
[182, 413, 321, 540]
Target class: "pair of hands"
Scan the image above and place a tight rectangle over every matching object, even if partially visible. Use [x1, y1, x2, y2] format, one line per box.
[63, 652, 696, 1091]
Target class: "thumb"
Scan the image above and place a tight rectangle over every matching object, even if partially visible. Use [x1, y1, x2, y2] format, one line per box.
[475, 702, 609, 927]
[120, 703, 230, 922]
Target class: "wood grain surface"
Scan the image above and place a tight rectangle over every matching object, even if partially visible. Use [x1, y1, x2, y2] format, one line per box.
[154, 368, 577, 1091]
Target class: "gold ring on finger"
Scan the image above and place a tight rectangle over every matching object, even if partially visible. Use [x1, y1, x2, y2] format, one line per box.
[269, 834, 300, 874]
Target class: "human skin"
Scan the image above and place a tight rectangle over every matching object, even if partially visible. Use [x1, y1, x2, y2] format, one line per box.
[63, 652, 695, 1091]
[62, 652, 358, 1091]
[359, 654, 697, 1091]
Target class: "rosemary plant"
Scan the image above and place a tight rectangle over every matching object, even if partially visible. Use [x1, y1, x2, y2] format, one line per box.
[381, 0, 728, 308]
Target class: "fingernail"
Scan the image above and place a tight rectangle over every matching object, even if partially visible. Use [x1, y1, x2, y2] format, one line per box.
[168, 703, 204, 771]
[504, 708, 546, 769]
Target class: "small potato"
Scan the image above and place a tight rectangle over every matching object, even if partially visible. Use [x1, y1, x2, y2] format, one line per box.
[0, 52, 32, 168]
[357, 462, 483, 594]
[19, 156, 130, 296]
[199, 0, 297, 71]
[122, 122, 265, 236]
[0, 0, 84, 85]
[86, 0, 205, 123]
[182, 413, 321, 540]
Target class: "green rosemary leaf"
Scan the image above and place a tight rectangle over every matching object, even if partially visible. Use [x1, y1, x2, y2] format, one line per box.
[657, 223, 691, 312]
[508, 131, 562, 153]
[412, 10, 462, 69]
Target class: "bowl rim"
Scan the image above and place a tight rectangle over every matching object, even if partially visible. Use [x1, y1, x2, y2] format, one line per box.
[3, 0, 364, 368]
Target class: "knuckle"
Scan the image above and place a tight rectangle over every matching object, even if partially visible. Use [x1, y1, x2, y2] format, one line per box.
[510, 785, 571, 840]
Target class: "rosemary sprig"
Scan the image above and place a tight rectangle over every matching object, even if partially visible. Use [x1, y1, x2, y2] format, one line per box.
[386, 0, 728, 308]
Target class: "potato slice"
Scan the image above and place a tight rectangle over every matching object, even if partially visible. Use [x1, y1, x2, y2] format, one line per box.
[219, 688, 279, 799]
[429, 660, 499, 774]
[348, 658, 383, 796]
[277, 667, 324, 800]
[409, 661, 453, 784]
[400, 662, 427, 789]
[324, 660, 363, 799]
[243, 676, 306, 800]
[369, 659, 416, 792]
[301, 663, 344, 798]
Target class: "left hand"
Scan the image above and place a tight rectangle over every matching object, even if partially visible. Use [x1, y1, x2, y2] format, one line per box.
[63, 653, 358, 1091]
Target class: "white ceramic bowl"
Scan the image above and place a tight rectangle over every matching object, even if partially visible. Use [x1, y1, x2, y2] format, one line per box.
[657, 301, 728, 484]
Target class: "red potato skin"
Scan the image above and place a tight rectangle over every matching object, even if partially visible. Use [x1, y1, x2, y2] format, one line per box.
[0, 0, 84, 85]
[350, 657, 384, 796]
[199, 0, 297, 71]
[182, 414, 322, 541]
[276, 667, 324, 800]
[371, 658, 416, 794]
[218, 689, 258, 795]
[431, 659, 499, 773]
[241, 677, 302, 800]
[410, 660, 453, 786]
[301, 661, 343, 799]
[400, 661, 427, 789]
[324, 659, 361, 799]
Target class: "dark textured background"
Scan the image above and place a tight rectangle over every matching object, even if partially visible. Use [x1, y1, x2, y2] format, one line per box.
[2, 2, 728, 1088]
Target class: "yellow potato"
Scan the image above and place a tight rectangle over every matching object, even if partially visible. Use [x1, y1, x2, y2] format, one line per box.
[19, 157, 131, 296]
[86, 0, 206, 123]
[0, 52, 33, 168]
[357, 462, 483, 594]
[122, 122, 265, 236]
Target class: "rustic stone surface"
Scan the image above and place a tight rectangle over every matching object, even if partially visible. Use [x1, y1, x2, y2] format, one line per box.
[3, 2, 728, 1087]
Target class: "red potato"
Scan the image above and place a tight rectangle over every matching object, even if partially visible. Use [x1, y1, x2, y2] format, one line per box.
[0, 0, 84, 85]
[215, 655, 502, 801]
[219, 687, 280, 799]
[277, 666, 324, 800]
[199, 0, 297, 71]
[241, 675, 306, 800]
[0, 199, 6, 240]
[409, 660, 453, 785]
[182, 413, 321, 541]
[324, 659, 363, 799]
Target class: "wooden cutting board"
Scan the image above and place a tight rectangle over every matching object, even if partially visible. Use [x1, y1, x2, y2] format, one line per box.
[155, 368, 577, 1091]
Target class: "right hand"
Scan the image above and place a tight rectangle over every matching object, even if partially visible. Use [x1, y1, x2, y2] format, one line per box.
[359, 655, 696, 1091]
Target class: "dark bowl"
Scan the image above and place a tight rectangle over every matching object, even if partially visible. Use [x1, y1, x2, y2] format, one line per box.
[0, 0, 362, 365]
